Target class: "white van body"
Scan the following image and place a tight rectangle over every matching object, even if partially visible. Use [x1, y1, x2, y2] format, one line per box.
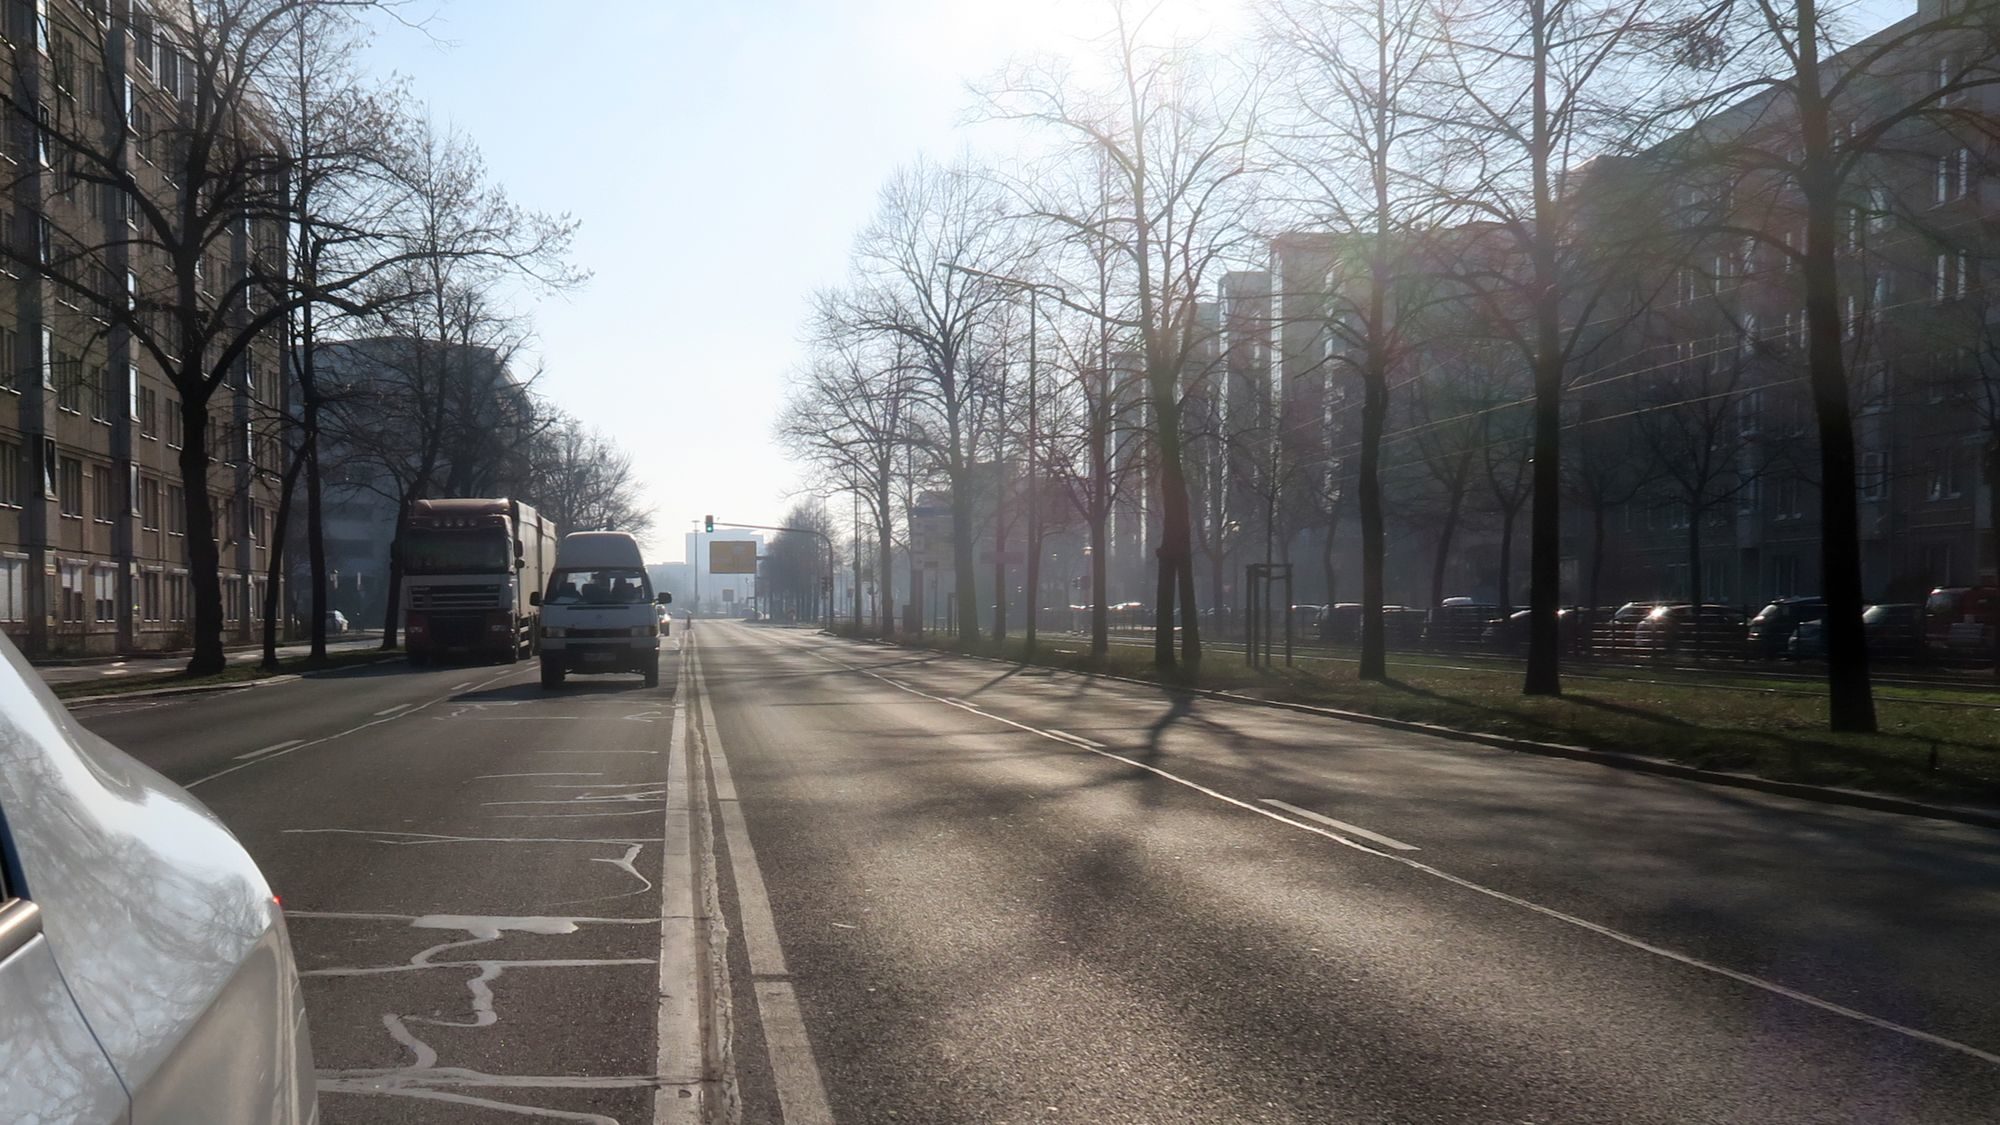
[537, 532, 669, 688]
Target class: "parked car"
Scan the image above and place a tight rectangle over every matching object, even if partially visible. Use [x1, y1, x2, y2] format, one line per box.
[1289, 604, 1323, 639]
[1481, 607, 1585, 653]
[1600, 601, 1662, 658]
[1633, 604, 1748, 659]
[1425, 597, 1498, 649]
[1747, 596, 1825, 659]
[1318, 603, 1362, 644]
[323, 608, 349, 636]
[1787, 618, 1826, 661]
[1382, 606, 1428, 648]
[1863, 602, 1928, 662]
[1925, 586, 2000, 662]
[0, 632, 317, 1122]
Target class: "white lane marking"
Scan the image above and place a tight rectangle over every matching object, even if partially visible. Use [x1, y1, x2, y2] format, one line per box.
[656, 652, 705, 1123]
[283, 829, 661, 846]
[188, 666, 533, 789]
[236, 738, 304, 761]
[691, 636, 833, 1125]
[1261, 800, 1420, 851]
[453, 682, 475, 691]
[472, 772, 604, 780]
[1045, 729, 1106, 750]
[375, 703, 416, 717]
[806, 636, 2000, 1071]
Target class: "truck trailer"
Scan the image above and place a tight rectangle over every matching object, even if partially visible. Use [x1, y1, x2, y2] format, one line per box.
[400, 498, 558, 663]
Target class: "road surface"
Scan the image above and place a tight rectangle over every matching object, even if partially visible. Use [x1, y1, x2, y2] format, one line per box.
[70, 619, 2000, 1123]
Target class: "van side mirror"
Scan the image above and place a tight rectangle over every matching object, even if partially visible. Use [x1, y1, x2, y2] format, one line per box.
[529, 591, 542, 606]
[656, 592, 673, 605]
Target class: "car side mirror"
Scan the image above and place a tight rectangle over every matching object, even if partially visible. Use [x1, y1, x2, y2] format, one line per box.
[529, 591, 542, 606]
[516, 558, 526, 570]
[656, 592, 673, 605]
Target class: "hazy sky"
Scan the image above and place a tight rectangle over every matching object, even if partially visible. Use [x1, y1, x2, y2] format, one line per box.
[361, 0, 1909, 563]
[354, 1, 1244, 561]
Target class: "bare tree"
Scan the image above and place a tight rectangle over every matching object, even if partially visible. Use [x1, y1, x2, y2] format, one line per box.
[523, 411, 655, 541]
[776, 327, 912, 635]
[981, 0, 1263, 670]
[826, 157, 1022, 645]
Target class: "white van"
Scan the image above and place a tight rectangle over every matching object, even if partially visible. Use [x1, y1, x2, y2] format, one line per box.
[532, 531, 671, 688]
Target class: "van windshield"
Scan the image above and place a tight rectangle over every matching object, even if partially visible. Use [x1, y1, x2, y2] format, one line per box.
[546, 568, 652, 605]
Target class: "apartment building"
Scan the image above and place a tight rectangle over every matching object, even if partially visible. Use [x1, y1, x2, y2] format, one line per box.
[0, 1, 289, 657]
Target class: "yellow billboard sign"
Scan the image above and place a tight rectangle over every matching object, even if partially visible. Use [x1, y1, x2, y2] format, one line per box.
[710, 540, 759, 575]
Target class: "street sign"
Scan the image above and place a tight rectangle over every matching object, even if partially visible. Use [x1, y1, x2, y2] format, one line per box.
[710, 540, 758, 575]
[721, 588, 735, 604]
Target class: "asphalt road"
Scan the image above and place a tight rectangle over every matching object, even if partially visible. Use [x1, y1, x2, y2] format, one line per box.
[70, 619, 2000, 1123]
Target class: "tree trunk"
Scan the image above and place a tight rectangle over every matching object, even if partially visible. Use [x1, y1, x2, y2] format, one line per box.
[1522, 11, 1564, 698]
[261, 442, 306, 670]
[1686, 510, 1704, 662]
[1430, 483, 1466, 615]
[950, 462, 979, 646]
[1090, 507, 1109, 658]
[1359, 343, 1389, 680]
[178, 395, 227, 676]
[1796, 0, 1877, 731]
[1987, 438, 1999, 680]
[1588, 502, 1608, 653]
[1497, 504, 1518, 616]
[877, 480, 895, 636]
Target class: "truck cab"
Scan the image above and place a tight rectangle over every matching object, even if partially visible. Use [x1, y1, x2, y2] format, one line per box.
[535, 531, 671, 689]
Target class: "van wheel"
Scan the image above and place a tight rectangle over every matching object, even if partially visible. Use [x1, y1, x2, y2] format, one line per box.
[540, 656, 565, 690]
[642, 655, 660, 688]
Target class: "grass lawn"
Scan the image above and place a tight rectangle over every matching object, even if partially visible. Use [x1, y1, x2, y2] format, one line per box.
[52, 646, 399, 702]
[904, 632, 2000, 808]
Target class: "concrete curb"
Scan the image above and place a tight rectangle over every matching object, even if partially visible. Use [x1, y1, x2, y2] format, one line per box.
[862, 636, 2000, 833]
[59, 655, 404, 706]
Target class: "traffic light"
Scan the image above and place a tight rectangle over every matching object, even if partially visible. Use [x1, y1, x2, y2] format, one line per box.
[704, 514, 714, 533]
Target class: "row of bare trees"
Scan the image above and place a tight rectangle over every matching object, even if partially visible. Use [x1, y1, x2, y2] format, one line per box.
[776, 0, 2000, 731]
[0, 0, 648, 672]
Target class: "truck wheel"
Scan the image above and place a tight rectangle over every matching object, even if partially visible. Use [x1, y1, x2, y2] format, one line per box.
[540, 655, 565, 690]
[642, 654, 660, 688]
[502, 638, 521, 665]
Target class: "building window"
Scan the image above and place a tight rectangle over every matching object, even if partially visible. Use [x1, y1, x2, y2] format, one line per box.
[139, 385, 158, 437]
[1928, 454, 1964, 500]
[0, 556, 25, 623]
[141, 570, 160, 622]
[167, 572, 188, 622]
[1775, 474, 1803, 519]
[93, 566, 116, 623]
[1861, 451, 1890, 501]
[0, 326, 16, 391]
[165, 398, 183, 448]
[89, 364, 111, 423]
[57, 457, 82, 517]
[58, 561, 84, 622]
[141, 477, 160, 529]
[91, 464, 114, 524]
[1771, 555, 1800, 598]
[0, 440, 18, 508]
[166, 484, 185, 535]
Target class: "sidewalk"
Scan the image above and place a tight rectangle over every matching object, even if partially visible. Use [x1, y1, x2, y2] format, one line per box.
[33, 633, 384, 686]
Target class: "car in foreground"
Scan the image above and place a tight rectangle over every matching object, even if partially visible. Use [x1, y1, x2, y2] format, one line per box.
[0, 632, 315, 1122]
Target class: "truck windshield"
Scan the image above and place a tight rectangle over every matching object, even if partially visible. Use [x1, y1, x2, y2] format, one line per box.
[404, 530, 511, 575]
[546, 569, 652, 605]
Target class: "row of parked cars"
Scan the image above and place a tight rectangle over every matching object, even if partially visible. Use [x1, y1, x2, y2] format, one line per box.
[1289, 585, 2000, 664]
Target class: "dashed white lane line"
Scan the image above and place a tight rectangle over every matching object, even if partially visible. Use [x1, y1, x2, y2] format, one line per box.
[236, 738, 304, 761]
[1261, 799, 1420, 851]
[375, 703, 416, 717]
[788, 632, 2000, 1072]
[452, 681, 474, 691]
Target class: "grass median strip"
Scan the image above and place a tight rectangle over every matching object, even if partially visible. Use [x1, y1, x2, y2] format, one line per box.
[892, 633, 2000, 808]
[52, 647, 400, 701]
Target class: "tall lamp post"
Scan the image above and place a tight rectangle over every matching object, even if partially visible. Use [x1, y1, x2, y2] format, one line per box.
[941, 262, 1067, 657]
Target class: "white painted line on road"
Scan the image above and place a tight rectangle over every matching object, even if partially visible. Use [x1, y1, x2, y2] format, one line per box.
[807, 636, 2000, 1071]
[375, 703, 415, 717]
[690, 635, 833, 1125]
[1045, 729, 1106, 750]
[655, 648, 706, 1122]
[1260, 800, 1420, 851]
[236, 738, 304, 761]
[452, 681, 474, 691]
[186, 665, 535, 790]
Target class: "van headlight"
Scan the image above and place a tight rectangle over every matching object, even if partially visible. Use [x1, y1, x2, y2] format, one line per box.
[632, 625, 657, 637]
[541, 626, 567, 638]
